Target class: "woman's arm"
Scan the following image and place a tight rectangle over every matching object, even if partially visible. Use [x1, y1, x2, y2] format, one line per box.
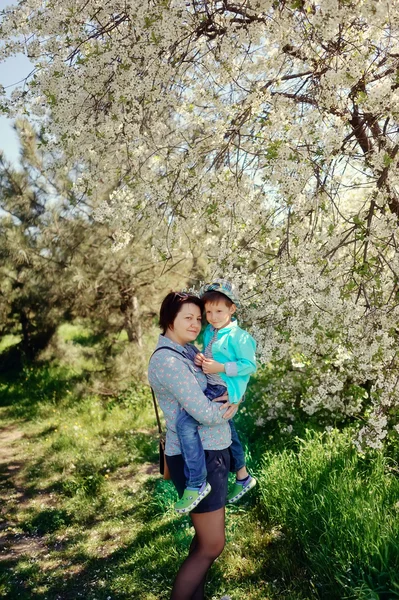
[151, 354, 231, 425]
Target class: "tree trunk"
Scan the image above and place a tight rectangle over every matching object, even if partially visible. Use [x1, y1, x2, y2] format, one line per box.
[19, 310, 57, 359]
[120, 291, 143, 347]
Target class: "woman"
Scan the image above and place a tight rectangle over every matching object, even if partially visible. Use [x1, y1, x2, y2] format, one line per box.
[148, 291, 236, 600]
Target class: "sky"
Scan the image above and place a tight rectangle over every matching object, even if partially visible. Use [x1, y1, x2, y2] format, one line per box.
[0, 52, 34, 165]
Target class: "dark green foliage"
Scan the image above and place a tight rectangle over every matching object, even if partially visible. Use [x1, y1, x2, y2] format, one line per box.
[106, 381, 152, 413]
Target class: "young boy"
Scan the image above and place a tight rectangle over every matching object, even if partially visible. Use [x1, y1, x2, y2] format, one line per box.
[174, 279, 257, 514]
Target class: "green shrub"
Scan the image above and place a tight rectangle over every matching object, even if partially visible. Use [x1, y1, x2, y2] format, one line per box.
[107, 381, 151, 412]
[21, 508, 72, 534]
[61, 457, 105, 497]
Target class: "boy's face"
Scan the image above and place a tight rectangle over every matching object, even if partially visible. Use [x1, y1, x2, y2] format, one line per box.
[204, 299, 236, 330]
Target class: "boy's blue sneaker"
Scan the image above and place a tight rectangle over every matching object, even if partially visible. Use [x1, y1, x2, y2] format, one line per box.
[174, 482, 212, 514]
[227, 475, 257, 504]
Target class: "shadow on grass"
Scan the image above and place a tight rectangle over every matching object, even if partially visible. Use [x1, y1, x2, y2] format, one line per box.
[0, 441, 177, 598]
[218, 522, 316, 600]
[0, 505, 188, 600]
[71, 332, 105, 347]
[0, 429, 318, 600]
[20, 509, 73, 535]
[18, 427, 159, 507]
[0, 363, 87, 421]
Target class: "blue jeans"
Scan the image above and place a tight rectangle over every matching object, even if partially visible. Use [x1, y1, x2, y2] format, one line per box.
[176, 384, 246, 488]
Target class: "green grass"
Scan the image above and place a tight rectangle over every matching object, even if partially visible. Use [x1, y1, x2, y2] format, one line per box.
[257, 429, 399, 599]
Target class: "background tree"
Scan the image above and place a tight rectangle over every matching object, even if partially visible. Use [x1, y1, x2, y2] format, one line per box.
[2, 0, 399, 444]
[0, 120, 199, 375]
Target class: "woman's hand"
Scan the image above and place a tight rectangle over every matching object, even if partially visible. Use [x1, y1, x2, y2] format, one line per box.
[212, 394, 239, 419]
[201, 358, 225, 374]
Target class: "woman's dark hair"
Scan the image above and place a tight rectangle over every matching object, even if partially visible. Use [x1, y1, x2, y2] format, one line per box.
[159, 292, 203, 334]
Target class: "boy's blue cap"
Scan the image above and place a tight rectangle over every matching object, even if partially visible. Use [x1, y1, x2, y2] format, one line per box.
[199, 278, 240, 307]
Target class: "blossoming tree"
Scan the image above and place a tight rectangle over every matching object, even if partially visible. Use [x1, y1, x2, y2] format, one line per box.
[2, 0, 399, 445]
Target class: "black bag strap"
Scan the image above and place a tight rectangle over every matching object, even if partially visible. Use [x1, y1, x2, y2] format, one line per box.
[150, 387, 163, 436]
[150, 346, 185, 360]
[149, 346, 185, 436]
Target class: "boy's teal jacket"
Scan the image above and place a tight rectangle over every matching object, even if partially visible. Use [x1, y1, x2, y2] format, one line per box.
[203, 319, 256, 404]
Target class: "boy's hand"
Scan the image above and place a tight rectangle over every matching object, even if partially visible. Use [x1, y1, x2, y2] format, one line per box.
[194, 352, 205, 366]
[201, 358, 225, 374]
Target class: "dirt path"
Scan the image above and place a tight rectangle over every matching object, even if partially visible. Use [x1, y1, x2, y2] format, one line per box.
[0, 425, 46, 561]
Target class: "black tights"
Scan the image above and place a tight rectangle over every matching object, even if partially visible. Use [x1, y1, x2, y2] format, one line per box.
[170, 508, 226, 600]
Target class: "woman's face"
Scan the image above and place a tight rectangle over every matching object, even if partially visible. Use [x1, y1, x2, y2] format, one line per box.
[168, 302, 202, 345]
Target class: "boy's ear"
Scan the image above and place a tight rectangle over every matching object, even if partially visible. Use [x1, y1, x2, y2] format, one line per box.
[230, 303, 236, 315]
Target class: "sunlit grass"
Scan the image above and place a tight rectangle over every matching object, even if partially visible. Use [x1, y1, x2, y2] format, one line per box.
[0, 333, 21, 352]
